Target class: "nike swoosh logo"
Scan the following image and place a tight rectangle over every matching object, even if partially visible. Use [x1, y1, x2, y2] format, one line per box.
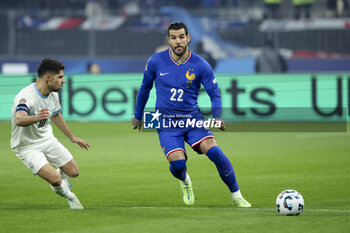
[160, 72, 169, 76]
[225, 170, 233, 176]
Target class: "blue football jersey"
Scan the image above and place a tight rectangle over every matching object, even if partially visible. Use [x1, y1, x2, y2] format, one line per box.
[135, 49, 221, 120]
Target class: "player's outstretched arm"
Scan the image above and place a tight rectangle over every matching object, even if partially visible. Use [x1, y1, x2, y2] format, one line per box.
[15, 107, 50, 126]
[131, 116, 142, 132]
[51, 113, 90, 150]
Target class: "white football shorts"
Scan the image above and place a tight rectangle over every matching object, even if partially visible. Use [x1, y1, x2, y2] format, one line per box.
[14, 139, 73, 174]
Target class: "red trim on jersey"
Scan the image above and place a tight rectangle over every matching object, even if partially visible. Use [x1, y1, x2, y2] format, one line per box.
[191, 136, 216, 148]
[166, 148, 186, 158]
[182, 51, 192, 65]
[168, 49, 192, 66]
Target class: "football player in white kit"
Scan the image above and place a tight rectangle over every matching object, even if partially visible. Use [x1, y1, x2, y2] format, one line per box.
[10, 58, 90, 209]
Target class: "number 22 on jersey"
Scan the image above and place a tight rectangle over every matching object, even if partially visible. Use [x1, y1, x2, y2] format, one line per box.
[170, 88, 184, 102]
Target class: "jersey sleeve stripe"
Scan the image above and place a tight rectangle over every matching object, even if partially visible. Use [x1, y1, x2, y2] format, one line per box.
[52, 109, 62, 115]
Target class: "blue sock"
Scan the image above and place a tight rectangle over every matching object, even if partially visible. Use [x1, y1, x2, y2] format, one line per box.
[169, 159, 187, 181]
[206, 146, 239, 193]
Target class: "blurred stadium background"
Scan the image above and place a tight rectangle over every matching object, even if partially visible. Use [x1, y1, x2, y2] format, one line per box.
[0, 0, 349, 74]
[0, 0, 349, 124]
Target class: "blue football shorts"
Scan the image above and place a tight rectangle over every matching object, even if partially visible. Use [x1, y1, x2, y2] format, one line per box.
[157, 126, 215, 158]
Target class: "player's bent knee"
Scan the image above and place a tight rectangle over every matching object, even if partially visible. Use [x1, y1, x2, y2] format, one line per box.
[60, 159, 80, 177]
[66, 168, 79, 178]
[71, 169, 79, 178]
[49, 175, 62, 186]
[200, 138, 217, 154]
[167, 150, 186, 162]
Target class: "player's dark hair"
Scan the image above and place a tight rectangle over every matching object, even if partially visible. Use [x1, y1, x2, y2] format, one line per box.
[168, 22, 188, 36]
[37, 58, 65, 78]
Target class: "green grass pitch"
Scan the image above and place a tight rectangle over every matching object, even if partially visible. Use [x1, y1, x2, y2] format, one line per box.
[0, 121, 349, 233]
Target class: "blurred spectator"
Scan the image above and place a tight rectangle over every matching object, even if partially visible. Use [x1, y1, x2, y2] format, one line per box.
[122, 1, 141, 16]
[255, 38, 287, 73]
[263, 0, 282, 19]
[87, 63, 101, 74]
[195, 41, 217, 70]
[292, 0, 314, 20]
[85, 0, 108, 18]
[338, 0, 349, 17]
[326, 0, 338, 17]
[326, 0, 349, 17]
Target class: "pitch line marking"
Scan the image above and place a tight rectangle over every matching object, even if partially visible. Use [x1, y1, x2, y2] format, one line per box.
[0, 206, 349, 213]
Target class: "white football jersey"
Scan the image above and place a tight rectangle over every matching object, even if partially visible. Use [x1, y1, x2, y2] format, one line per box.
[10, 83, 62, 150]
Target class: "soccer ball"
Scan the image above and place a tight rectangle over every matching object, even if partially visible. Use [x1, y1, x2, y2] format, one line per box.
[276, 189, 304, 216]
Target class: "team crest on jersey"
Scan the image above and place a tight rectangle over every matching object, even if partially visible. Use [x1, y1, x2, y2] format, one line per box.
[19, 98, 27, 104]
[185, 69, 195, 88]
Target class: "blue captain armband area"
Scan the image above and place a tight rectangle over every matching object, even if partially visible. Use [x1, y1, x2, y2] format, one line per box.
[15, 104, 29, 114]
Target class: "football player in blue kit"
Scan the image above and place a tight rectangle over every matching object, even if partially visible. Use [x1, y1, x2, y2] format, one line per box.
[131, 22, 251, 207]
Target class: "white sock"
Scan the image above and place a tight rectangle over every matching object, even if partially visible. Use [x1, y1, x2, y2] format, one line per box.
[50, 180, 75, 200]
[183, 174, 191, 184]
[232, 190, 243, 200]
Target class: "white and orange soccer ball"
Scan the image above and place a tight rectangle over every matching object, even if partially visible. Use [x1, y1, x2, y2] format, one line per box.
[276, 189, 304, 216]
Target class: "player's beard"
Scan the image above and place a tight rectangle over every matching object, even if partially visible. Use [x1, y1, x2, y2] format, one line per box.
[172, 45, 187, 57]
[48, 83, 62, 92]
